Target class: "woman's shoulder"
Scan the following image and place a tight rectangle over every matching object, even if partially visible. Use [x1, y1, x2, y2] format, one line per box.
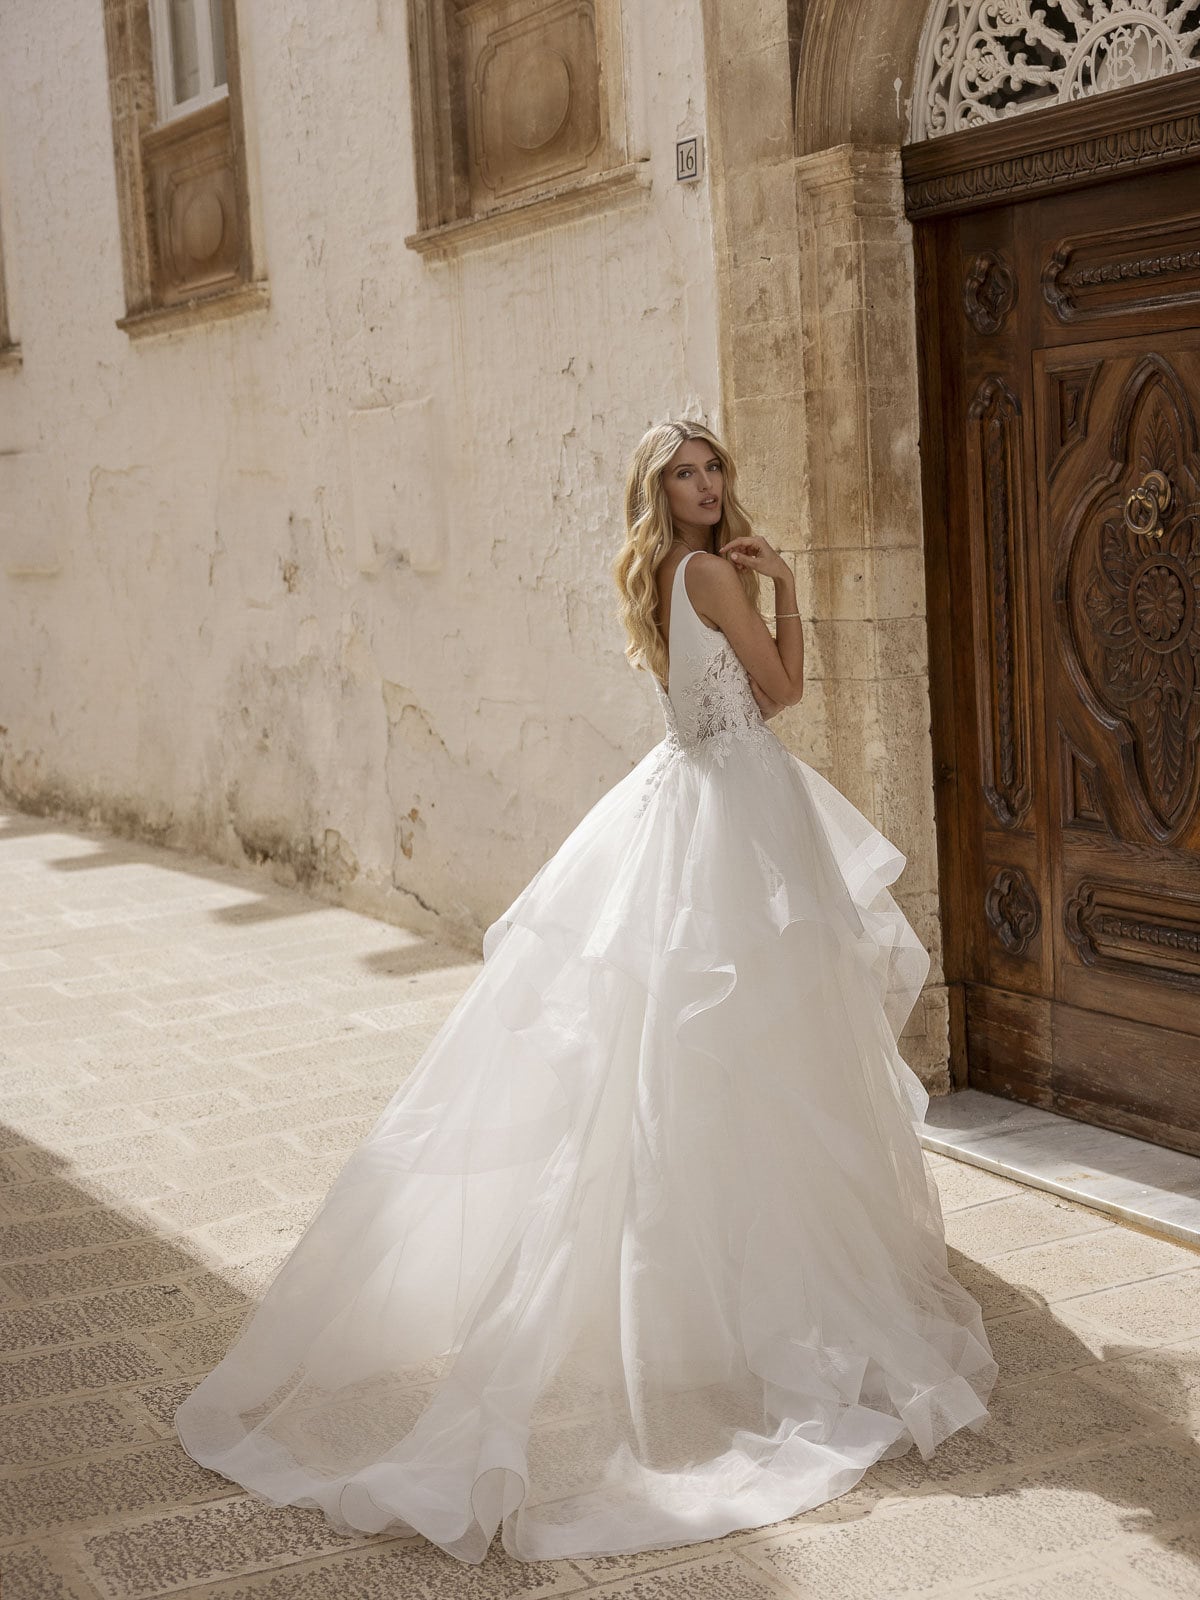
[683, 549, 738, 596]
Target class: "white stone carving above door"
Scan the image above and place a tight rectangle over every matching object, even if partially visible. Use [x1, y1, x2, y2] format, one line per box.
[911, 0, 1200, 141]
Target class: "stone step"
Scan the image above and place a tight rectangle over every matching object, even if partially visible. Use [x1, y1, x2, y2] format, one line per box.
[921, 1087, 1200, 1250]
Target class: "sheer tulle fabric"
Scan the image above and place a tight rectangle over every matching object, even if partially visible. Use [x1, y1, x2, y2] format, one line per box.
[176, 553, 997, 1563]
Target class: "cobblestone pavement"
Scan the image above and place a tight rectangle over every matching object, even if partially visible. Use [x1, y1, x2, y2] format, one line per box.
[2, 806, 1199, 1599]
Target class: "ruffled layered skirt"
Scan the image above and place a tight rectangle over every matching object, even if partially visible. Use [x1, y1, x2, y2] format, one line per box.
[175, 728, 997, 1562]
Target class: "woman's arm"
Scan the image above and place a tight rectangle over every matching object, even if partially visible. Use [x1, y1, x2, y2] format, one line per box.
[683, 539, 804, 705]
[750, 679, 786, 719]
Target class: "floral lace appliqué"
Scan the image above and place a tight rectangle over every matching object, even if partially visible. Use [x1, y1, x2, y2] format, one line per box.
[635, 645, 777, 820]
[674, 641, 778, 770]
[634, 727, 684, 818]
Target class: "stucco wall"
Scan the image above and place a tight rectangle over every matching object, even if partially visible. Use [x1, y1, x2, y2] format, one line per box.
[0, 0, 719, 947]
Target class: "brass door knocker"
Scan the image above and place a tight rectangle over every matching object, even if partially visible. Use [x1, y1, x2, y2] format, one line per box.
[1123, 469, 1172, 538]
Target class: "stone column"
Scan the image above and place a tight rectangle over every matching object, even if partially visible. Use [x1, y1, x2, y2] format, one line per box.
[701, 3, 948, 1087]
[700, 0, 807, 553]
[794, 143, 948, 1087]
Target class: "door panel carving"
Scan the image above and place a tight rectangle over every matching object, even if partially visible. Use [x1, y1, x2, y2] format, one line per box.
[984, 865, 1042, 955]
[1042, 214, 1200, 323]
[1064, 879, 1200, 986]
[963, 249, 1018, 334]
[1058, 724, 1111, 832]
[967, 376, 1035, 829]
[1043, 361, 1101, 480]
[1055, 354, 1200, 839]
[912, 147, 1200, 1156]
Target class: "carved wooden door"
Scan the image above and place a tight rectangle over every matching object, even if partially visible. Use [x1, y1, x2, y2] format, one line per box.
[910, 137, 1200, 1156]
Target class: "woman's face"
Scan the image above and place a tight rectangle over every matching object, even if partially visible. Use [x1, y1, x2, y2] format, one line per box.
[662, 438, 724, 539]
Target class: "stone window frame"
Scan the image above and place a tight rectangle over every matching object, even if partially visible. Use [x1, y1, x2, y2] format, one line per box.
[403, 0, 649, 260]
[102, 0, 267, 339]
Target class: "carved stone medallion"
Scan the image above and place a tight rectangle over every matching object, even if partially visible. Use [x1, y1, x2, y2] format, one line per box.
[468, 1, 602, 203]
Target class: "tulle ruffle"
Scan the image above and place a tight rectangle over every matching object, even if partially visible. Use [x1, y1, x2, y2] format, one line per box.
[175, 732, 997, 1563]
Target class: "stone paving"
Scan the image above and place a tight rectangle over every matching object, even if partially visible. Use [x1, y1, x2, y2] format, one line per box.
[2, 804, 1199, 1600]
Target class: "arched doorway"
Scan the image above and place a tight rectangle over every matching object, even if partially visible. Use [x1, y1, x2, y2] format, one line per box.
[756, 0, 1200, 1148]
[898, 8, 1200, 1155]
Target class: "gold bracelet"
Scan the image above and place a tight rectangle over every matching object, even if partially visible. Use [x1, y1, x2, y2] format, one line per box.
[774, 611, 801, 619]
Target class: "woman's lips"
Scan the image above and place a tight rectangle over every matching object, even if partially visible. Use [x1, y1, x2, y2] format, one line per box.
[699, 497, 719, 508]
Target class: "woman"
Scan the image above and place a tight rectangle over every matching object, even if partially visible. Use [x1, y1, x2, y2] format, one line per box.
[176, 419, 997, 1564]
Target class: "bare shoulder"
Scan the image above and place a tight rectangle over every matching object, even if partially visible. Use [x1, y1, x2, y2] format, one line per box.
[683, 549, 744, 619]
[683, 549, 740, 597]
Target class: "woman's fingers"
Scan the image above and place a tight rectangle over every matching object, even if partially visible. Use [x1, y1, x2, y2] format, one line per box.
[724, 536, 777, 562]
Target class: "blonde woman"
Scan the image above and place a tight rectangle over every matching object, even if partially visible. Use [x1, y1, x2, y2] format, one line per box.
[176, 419, 997, 1565]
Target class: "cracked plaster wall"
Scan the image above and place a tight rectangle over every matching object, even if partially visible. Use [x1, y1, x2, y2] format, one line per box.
[0, 0, 719, 946]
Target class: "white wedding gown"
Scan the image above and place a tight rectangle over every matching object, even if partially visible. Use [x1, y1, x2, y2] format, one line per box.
[175, 549, 998, 1562]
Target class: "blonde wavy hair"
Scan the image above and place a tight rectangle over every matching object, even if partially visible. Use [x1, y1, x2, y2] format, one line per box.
[613, 419, 760, 689]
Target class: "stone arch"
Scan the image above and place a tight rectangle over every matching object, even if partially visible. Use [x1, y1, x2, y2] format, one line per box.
[792, 0, 926, 155]
[794, 0, 1200, 154]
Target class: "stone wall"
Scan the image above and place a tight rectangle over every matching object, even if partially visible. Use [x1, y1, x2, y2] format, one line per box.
[0, 0, 957, 1086]
[0, 0, 719, 947]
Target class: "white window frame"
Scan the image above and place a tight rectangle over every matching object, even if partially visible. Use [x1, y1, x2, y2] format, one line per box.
[148, 0, 228, 125]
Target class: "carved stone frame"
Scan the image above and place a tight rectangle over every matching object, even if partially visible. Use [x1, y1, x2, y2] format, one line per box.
[101, 0, 267, 338]
[404, 0, 646, 259]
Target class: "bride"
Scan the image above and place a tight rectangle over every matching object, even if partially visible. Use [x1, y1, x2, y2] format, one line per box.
[175, 419, 998, 1564]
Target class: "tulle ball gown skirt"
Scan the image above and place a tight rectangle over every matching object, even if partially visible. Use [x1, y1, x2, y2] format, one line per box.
[175, 697, 998, 1563]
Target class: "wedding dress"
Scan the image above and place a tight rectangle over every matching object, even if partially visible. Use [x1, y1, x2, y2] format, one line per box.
[175, 548, 998, 1563]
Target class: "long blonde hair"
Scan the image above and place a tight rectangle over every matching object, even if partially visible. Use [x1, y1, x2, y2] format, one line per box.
[613, 419, 760, 689]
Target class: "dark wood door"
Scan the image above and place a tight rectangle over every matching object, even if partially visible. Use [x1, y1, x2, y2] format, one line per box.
[911, 142, 1200, 1156]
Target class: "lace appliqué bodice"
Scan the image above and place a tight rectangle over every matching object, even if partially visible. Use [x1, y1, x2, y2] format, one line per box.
[635, 551, 779, 816]
[684, 641, 776, 763]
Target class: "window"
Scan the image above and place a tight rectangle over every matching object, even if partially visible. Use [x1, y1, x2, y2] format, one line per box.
[149, 0, 229, 124]
[102, 0, 266, 336]
[404, 0, 646, 258]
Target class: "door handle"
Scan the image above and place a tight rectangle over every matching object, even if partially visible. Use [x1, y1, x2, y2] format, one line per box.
[1123, 469, 1172, 538]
